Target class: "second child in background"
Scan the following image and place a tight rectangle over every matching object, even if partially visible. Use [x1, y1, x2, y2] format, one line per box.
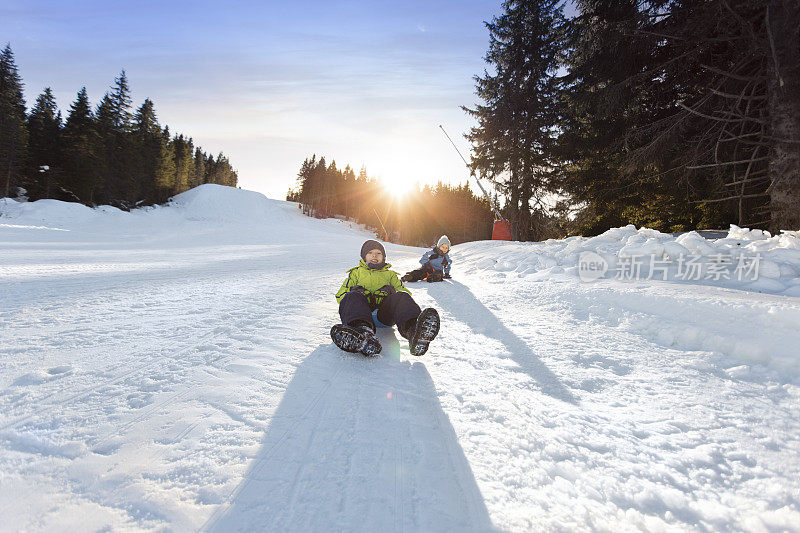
[401, 235, 452, 283]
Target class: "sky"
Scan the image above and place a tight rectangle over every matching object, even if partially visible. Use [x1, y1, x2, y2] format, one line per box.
[3, 0, 505, 200]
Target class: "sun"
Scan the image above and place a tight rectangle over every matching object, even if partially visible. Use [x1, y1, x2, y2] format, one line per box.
[382, 175, 416, 199]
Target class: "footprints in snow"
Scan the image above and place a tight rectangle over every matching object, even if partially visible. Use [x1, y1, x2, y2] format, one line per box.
[11, 365, 73, 386]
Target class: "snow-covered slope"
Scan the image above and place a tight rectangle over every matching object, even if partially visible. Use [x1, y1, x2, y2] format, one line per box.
[1, 185, 798, 532]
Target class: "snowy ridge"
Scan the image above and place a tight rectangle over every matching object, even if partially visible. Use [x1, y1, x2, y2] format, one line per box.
[167, 184, 292, 223]
[456, 225, 800, 379]
[0, 184, 294, 233]
[2, 185, 799, 532]
[457, 224, 800, 296]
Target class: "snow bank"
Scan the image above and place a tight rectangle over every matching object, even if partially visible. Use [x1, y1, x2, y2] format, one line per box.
[0, 197, 100, 228]
[455, 224, 800, 381]
[167, 184, 290, 224]
[0, 184, 295, 237]
[458, 224, 800, 297]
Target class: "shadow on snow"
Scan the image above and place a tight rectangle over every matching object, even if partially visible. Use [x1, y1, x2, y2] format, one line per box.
[204, 330, 495, 532]
[425, 279, 578, 405]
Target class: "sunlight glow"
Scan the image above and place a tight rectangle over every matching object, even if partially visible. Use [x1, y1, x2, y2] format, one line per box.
[381, 175, 417, 199]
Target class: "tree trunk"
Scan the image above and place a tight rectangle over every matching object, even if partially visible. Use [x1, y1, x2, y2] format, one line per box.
[4, 135, 15, 198]
[520, 191, 535, 241]
[767, 0, 800, 232]
[508, 168, 521, 241]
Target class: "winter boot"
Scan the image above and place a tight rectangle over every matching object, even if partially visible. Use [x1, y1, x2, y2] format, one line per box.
[404, 308, 440, 356]
[330, 322, 382, 357]
[426, 272, 443, 283]
[354, 324, 382, 356]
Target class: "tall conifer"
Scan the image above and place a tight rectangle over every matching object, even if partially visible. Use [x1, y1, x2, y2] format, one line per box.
[62, 87, 98, 202]
[26, 87, 62, 198]
[0, 44, 28, 197]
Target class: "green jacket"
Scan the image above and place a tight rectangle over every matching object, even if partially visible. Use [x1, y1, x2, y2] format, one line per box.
[335, 259, 412, 307]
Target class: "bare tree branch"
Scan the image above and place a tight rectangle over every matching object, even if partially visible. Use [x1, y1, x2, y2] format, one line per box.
[709, 88, 766, 101]
[724, 173, 769, 186]
[694, 192, 769, 203]
[700, 63, 765, 82]
[678, 101, 757, 123]
[687, 156, 769, 169]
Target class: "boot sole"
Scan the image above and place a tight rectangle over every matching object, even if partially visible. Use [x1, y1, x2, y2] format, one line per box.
[330, 324, 382, 357]
[410, 308, 440, 356]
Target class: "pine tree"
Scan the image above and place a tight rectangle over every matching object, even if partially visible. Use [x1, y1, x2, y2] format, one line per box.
[132, 98, 159, 137]
[0, 44, 28, 197]
[62, 87, 98, 203]
[288, 154, 494, 245]
[204, 153, 215, 184]
[190, 147, 205, 189]
[93, 92, 115, 203]
[342, 164, 355, 218]
[211, 153, 237, 187]
[94, 71, 136, 206]
[559, 0, 800, 233]
[556, 0, 655, 233]
[464, 0, 565, 240]
[311, 156, 327, 215]
[324, 159, 339, 215]
[154, 126, 176, 201]
[0, 53, 238, 207]
[171, 134, 192, 194]
[26, 87, 62, 199]
[109, 70, 133, 133]
[295, 155, 316, 210]
[132, 98, 161, 203]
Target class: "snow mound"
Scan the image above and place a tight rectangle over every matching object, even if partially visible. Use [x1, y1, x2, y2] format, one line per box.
[0, 185, 296, 235]
[457, 224, 800, 297]
[455, 225, 800, 379]
[0, 197, 99, 228]
[168, 184, 289, 223]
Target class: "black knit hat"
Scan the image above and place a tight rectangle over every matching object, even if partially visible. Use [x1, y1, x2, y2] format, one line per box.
[360, 239, 386, 261]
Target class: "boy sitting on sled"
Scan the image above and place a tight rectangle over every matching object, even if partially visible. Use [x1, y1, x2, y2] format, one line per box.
[331, 240, 440, 357]
[401, 235, 452, 283]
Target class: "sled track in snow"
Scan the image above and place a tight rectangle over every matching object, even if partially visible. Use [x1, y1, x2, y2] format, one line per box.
[393, 386, 406, 533]
[275, 376, 333, 527]
[200, 364, 345, 532]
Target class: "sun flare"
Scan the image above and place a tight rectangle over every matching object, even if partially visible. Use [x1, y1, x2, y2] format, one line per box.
[381, 175, 416, 199]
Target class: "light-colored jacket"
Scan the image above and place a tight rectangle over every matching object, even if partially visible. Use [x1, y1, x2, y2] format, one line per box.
[420, 247, 451, 275]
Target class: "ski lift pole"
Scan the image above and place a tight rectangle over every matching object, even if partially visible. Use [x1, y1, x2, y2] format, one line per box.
[438, 125, 504, 222]
[372, 208, 389, 241]
[439, 125, 512, 240]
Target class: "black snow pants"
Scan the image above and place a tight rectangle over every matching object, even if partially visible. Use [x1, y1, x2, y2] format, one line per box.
[403, 265, 443, 282]
[339, 290, 421, 331]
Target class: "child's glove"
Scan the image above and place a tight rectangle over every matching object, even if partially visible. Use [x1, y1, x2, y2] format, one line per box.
[376, 284, 397, 297]
[348, 285, 366, 294]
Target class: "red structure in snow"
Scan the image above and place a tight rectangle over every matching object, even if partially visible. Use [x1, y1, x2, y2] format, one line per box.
[492, 219, 512, 241]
